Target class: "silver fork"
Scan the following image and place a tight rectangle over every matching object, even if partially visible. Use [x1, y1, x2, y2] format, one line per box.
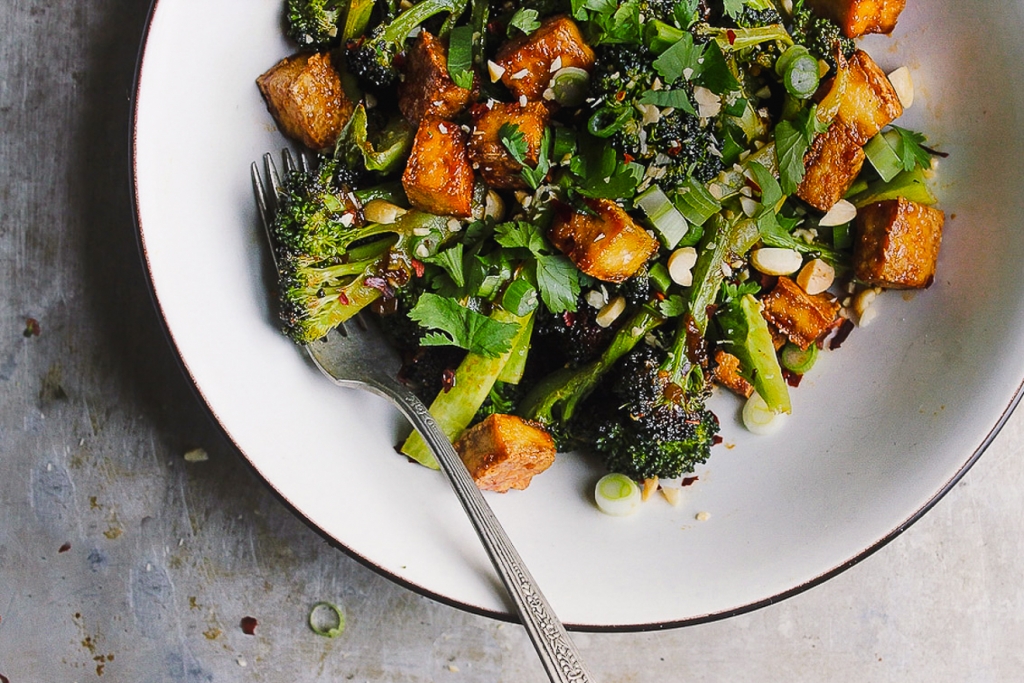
[252, 151, 594, 683]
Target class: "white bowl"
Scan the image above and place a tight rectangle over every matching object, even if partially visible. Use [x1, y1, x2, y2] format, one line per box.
[132, 0, 1024, 629]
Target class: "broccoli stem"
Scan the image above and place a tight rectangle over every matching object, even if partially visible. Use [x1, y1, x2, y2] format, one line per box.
[699, 24, 794, 52]
[497, 313, 535, 384]
[376, 0, 466, 47]
[518, 306, 664, 428]
[688, 216, 761, 333]
[341, 0, 376, 41]
[401, 309, 534, 468]
[720, 294, 792, 414]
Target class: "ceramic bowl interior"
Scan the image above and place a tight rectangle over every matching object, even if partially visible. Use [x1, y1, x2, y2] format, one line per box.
[133, 0, 1024, 628]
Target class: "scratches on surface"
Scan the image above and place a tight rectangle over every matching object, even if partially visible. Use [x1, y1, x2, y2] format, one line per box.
[129, 561, 175, 639]
[30, 462, 75, 529]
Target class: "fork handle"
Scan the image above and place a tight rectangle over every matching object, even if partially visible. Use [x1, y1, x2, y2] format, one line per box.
[377, 379, 595, 683]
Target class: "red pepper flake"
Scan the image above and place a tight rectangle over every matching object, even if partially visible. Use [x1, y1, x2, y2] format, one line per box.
[783, 369, 804, 387]
[58, 542, 71, 553]
[337, 291, 351, 306]
[623, 153, 634, 164]
[829, 318, 855, 350]
[666, 142, 682, 157]
[23, 318, 40, 337]
[393, 53, 406, 70]
[410, 259, 425, 278]
[712, 434, 723, 446]
[441, 368, 457, 393]
[615, 90, 627, 102]
[561, 312, 576, 328]
[240, 616, 258, 635]
[726, 29, 737, 45]
[681, 476, 699, 487]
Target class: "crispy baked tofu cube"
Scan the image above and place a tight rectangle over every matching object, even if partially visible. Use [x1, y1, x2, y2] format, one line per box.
[257, 52, 354, 151]
[713, 350, 754, 398]
[398, 31, 477, 126]
[455, 414, 556, 493]
[495, 16, 595, 101]
[854, 198, 944, 289]
[468, 101, 549, 189]
[761, 277, 841, 350]
[796, 121, 865, 212]
[548, 199, 659, 283]
[836, 50, 904, 145]
[805, 0, 906, 38]
[402, 117, 475, 217]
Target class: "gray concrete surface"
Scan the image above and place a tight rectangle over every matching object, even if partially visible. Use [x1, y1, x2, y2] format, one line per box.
[1, 1, 1023, 681]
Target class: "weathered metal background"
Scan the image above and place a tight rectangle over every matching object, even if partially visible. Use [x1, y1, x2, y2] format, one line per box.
[1, 1, 1023, 681]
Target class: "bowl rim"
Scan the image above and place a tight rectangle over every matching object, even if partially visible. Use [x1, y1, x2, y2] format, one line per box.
[128, 0, 1024, 632]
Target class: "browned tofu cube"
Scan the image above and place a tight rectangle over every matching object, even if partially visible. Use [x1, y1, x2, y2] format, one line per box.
[494, 16, 595, 101]
[398, 30, 477, 126]
[713, 350, 754, 399]
[257, 52, 354, 151]
[796, 121, 865, 212]
[468, 101, 549, 189]
[761, 277, 841, 350]
[548, 199, 659, 283]
[835, 50, 904, 146]
[854, 198, 944, 289]
[805, 0, 906, 38]
[402, 117, 475, 217]
[454, 414, 556, 493]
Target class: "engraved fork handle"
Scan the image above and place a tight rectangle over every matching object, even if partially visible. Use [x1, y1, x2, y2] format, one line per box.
[367, 376, 594, 683]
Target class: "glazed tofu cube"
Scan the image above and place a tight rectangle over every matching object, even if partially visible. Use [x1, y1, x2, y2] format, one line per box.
[494, 16, 595, 101]
[548, 199, 659, 283]
[713, 350, 754, 399]
[796, 121, 865, 212]
[398, 31, 476, 126]
[836, 50, 904, 145]
[854, 198, 944, 289]
[469, 101, 549, 189]
[805, 0, 906, 38]
[455, 414, 556, 493]
[761, 277, 841, 350]
[402, 117, 475, 217]
[257, 52, 354, 151]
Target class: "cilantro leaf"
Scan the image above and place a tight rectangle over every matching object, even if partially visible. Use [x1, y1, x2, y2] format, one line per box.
[774, 120, 809, 195]
[696, 41, 739, 94]
[409, 293, 519, 357]
[722, 0, 746, 18]
[494, 221, 547, 253]
[890, 126, 933, 172]
[652, 32, 703, 83]
[535, 255, 581, 313]
[639, 89, 698, 117]
[507, 7, 541, 36]
[498, 123, 529, 166]
[446, 26, 474, 90]
[422, 244, 465, 288]
[658, 294, 687, 318]
[747, 160, 783, 211]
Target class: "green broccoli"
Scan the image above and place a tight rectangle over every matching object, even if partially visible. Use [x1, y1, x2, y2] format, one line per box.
[790, 0, 856, 70]
[271, 157, 453, 343]
[285, 0, 344, 49]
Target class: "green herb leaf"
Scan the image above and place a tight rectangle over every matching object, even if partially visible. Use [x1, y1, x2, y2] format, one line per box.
[447, 26, 475, 90]
[722, 0, 746, 18]
[535, 255, 581, 313]
[748, 160, 783, 211]
[774, 120, 809, 195]
[638, 89, 698, 117]
[658, 294, 687, 317]
[498, 123, 529, 166]
[652, 32, 702, 83]
[409, 293, 519, 357]
[889, 126, 933, 172]
[494, 221, 547, 253]
[422, 243, 465, 288]
[696, 41, 739, 94]
[507, 7, 541, 36]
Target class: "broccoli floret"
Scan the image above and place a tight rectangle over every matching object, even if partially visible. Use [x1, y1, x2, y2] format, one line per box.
[588, 45, 723, 189]
[286, 0, 344, 49]
[346, 0, 468, 89]
[637, 0, 679, 23]
[733, 7, 783, 29]
[533, 296, 617, 367]
[271, 157, 453, 343]
[592, 325, 719, 480]
[790, 1, 855, 69]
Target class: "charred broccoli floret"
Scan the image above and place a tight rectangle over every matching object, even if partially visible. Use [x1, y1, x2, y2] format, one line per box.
[285, 0, 344, 49]
[593, 329, 719, 481]
[534, 296, 617, 368]
[346, 0, 468, 89]
[271, 157, 454, 343]
[790, 0, 855, 69]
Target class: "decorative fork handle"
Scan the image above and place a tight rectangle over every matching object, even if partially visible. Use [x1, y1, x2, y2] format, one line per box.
[366, 376, 594, 683]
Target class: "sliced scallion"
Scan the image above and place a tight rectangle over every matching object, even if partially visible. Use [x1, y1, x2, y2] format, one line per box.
[308, 602, 346, 638]
[635, 186, 690, 249]
[780, 342, 818, 374]
[864, 132, 903, 182]
[549, 67, 590, 107]
[587, 105, 631, 138]
[594, 473, 641, 516]
[781, 50, 820, 99]
[647, 261, 673, 294]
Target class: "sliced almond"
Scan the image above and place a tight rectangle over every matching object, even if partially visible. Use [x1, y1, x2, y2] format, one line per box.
[819, 199, 857, 227]
[487, 60, 506, 83]
[484, 190, 505, 220]
[595, 296, 626, 328]
[796, 258, 835, 295]
[667, 247, 698, 286]
[750, 247, 803, 276]
[887, 66, 914, 109]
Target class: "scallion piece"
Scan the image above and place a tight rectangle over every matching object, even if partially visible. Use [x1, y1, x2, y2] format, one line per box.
[673, 178, 721, 226]
[635, 186, 690, 249]
[446, 25, 475, 90]
[780, 342, 818, 374]
[308, 602, 345, 638]
[781, 48, 820, 99]
[594, 473, 641, 516]
[587, 105, 631, 138]
[549, 67, 590, 107]
[647, 262, 673, 294]
[864, 132, 903, 182]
